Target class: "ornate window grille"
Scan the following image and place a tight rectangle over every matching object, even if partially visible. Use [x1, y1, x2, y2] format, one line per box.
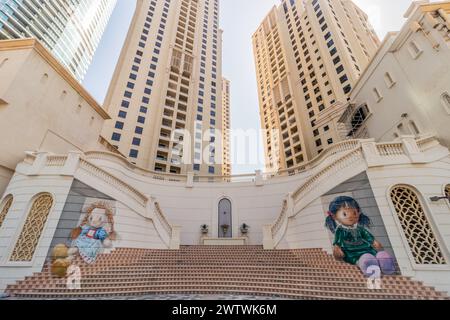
[390, 186, 446, 265]
[10, 193, 53, 262]
[0, 195, 13, 228]
[348, 104, 369, 137]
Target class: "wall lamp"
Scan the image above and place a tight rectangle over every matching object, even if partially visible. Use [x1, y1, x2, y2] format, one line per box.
[430, 196, 450, 203]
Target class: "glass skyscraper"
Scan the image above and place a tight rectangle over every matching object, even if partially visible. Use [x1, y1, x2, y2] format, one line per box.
[0, 0, 117, 81]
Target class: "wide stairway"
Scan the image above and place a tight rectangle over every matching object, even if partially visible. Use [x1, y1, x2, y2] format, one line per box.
[6, 246, 449, 299]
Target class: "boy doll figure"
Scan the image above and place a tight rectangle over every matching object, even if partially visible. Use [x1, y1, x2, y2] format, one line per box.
[325, 196, 395, 277]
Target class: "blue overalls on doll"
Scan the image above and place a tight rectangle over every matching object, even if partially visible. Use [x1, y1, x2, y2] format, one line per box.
[325, 196, 395, 277]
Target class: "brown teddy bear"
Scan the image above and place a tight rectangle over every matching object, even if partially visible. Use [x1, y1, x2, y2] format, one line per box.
[50, 244, 71, 278]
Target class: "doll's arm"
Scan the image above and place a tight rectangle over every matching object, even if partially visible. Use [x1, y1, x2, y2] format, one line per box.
[332, 228, 345, 259]
[333, 245, 345, 260]
[360, 227, 383, 251]
[372, 240, 383, 251]
[70, 227, 82, 240]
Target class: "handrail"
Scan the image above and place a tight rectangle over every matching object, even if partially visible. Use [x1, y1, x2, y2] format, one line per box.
[26, 134, 439, 186]
[271, 199, 288, 236]
[376, 142, 404, 156]
[46, 155, 67, 167]
[416, 134, 439, 152]
[83, 139, 362, 183]
[85, 151, 188, 182]
[79, 159, 149, 207]
[277, 139, 361, 176]
[19, 152, 179, 249]
[292, 148, 364, 201]
[154, 202, 173, 237]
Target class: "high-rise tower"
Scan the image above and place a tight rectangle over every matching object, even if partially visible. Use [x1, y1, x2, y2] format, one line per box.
[253, 0, 379, 172]
[0, 0, 117, 81]
[102, 0, 224, 176]
[221, 77, 231, 176]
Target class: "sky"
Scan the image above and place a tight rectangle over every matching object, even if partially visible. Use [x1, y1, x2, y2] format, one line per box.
[83, 0, 416, 175]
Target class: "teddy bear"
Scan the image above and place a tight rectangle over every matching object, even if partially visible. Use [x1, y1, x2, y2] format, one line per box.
[67, 203, 116, 265]
[50, 243, 71, 278]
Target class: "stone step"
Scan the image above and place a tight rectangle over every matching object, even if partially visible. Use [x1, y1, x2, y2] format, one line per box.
[9, 284, 445, 300]
[7, 246, 446, 300]
[9, 278, 440, 296]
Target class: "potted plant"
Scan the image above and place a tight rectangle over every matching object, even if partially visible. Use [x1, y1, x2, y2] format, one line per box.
[200, 224, 209, 235]
[240, 223, 250, 234]
[220, 224, 230, 235]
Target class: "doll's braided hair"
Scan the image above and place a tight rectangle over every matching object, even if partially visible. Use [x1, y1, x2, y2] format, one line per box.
[81, 202, 116, 240]
[70, 202, 117, 240]
[324, 196, 372, 234]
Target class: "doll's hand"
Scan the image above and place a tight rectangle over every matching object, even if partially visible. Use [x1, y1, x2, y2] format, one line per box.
[373, 240, 383, 251]
[333, 245, 345, 260]
[103, 238, 112, 248]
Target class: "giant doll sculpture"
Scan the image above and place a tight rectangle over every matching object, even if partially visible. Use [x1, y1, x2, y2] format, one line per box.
[325, 196, 395, 276]
[68, 202, 117, 264]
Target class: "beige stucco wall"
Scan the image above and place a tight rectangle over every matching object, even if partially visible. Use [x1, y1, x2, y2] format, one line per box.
[350, 6, 450, 149]
[0, 40, 111, 195]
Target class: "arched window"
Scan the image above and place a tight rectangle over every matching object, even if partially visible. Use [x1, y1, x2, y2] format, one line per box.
[347, 104, 370, 137]
[0, 195, 13, 228]
[409, 121, 420, 135]
[0, 58, 8, 68]
[397, 123, 407, 135]
[408, 40, 422, 59]
[10, 193, 53, 262]
[384, 72, 396, 88]
[441, 93, 450, 114]
[218, 198, 232, 238]
[373, 87, 383, 102]
[390, 186, 446, 265]
[40, 73, 49, 84]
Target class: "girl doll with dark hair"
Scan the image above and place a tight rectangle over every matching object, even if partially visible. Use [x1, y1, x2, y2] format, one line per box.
[325, 196, 395, 276]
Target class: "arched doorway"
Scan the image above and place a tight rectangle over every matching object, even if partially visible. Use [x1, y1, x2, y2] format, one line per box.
[218, 198, 232, 238]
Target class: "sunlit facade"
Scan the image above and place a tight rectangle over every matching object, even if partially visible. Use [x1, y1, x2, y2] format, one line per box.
[222, 77, 231, 176]
[253, 0, 379, 172]
[0, 0, 116, 81]
[102, 0, 224, 176]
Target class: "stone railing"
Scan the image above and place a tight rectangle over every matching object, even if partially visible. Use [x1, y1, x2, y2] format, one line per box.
[291, 136, 444, 204]
[271, 199, 288, 236]
[376, 142, 405, 156]
[85, 151, 188, 183]
[154, 201, 173, 237]
[276, 139, 361, 177]
[46, 155, 67, 167]
[416, 134, 440, 152]
[21, 135, 443, 193]
[295, 149, 365, 202]
[84, 139, 362, 186]
[263, 196, 292, 249]
[262, 134, 447, 249]
[16, 151, 180, 249]
[79, 158, 148, 207]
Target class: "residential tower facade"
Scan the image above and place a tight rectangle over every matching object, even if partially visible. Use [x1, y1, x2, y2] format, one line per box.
[102, 0, 224, 176]
[221, 77, 231, 176]
[252, 0, 379, 171]
[0, 0, 117, 81]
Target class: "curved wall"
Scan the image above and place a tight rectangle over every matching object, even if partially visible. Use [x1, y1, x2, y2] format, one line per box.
[87, 156, 310, 245]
